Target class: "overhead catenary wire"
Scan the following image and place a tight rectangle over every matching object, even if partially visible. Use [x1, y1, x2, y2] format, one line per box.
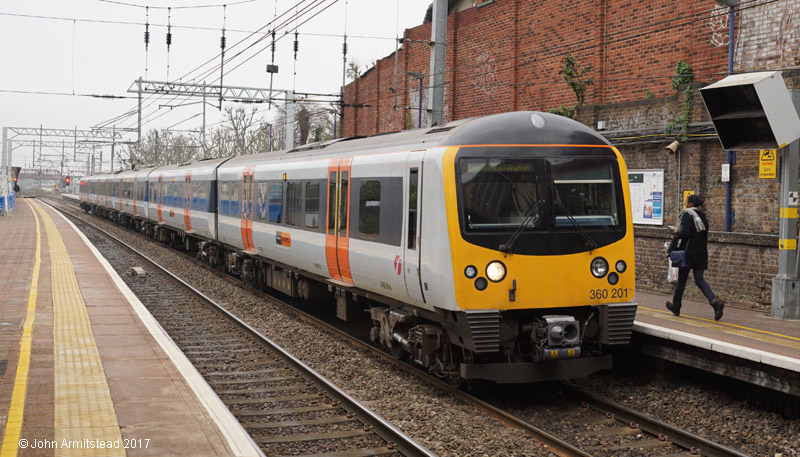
[103, 0, 336, 133]
[98, 0, 255, 9]
[118, 0, 339, 132]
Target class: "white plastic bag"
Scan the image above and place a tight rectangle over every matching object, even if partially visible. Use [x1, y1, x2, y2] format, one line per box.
[667, 261, 679, 283]
[665, 241, 678, 283]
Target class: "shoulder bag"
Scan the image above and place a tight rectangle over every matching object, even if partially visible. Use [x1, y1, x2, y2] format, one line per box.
[668, 240, 689, 268]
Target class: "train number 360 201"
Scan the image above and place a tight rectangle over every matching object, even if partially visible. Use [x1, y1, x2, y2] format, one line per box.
[589, 288, 631, 300]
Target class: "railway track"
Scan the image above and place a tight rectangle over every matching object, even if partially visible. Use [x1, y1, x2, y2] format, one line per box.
[51, 195, 752, 457]
[49, 197, 434, 457]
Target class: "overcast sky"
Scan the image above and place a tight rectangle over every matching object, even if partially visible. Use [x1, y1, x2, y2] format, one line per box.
[0, 0, 432, 172]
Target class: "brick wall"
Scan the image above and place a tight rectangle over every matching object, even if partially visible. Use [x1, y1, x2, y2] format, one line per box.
[342, 0, 800, 310]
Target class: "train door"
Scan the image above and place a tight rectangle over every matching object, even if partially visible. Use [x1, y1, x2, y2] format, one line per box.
[403, 151, 426, 303]
[325, 158, 354, 285]
[240, 167, 255, 253]
[184, 172, 193, 232]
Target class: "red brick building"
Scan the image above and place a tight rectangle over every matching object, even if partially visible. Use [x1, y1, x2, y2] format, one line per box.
[343, 0, 800, 309]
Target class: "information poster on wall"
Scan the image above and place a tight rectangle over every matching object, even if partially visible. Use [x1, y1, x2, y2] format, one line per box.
[628, 169, 664, 225]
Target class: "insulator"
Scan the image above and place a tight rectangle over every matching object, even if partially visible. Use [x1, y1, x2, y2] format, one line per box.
[167, 32, 172, 47]
[342, 42, 348, 56]
[144, 29, 150, 46]
[220, 35, 226, 50]
[293, 32, 299, 58]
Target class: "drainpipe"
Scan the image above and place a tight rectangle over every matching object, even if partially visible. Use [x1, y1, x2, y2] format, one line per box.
[724, 4, 736, 231]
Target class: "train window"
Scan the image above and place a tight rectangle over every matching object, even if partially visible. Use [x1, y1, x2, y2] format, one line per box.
[242, 175, 251, 220]
[328, 173, 336, 234]
[459, 158, 542, 232]
[231, 182, 241, 217]
[408, 169, 418, 249]
[304, 182, 320, 228]
[256, 182, 268, 221]
[550, 159, 618, 228]
[286, 182, 302, 227]
[358, 180, 381, 236]
[219, 182, 229, 215]
[268, 182, 282, 223]
[339, 172, 348, 232]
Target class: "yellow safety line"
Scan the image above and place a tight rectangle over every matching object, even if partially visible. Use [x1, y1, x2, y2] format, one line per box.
[0, 200, 41, 457]
[30, 200, 126, 457]
[639, 306, 800, 348]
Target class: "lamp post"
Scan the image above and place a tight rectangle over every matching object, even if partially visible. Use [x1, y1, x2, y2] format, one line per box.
[405, 71, 425, 128]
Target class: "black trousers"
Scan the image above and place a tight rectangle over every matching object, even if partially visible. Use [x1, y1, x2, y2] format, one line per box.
[672, 267, 716, 306]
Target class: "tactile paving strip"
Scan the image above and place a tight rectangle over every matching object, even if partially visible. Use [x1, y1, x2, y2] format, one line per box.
[31, 200, 126, 457]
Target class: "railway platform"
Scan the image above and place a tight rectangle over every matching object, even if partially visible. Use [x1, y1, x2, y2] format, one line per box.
[0, 198, 262, 457]
[632, 289, 800, 403]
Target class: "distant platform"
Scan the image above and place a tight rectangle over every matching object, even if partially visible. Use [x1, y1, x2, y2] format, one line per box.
[0, 199, 263, 457]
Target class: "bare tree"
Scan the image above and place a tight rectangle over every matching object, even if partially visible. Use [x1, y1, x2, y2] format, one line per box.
[273, 102, 337, 147]
[126, 105, 336, 166]
[203, 107, 272, 157]
[124, 130, 202, 168]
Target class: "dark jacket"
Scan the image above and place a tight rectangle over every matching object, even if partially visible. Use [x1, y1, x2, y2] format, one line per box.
[670, 208, 709, 269]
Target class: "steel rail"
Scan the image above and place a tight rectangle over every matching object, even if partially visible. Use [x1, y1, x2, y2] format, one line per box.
[563, 384, 752, 457]
[46, 198, 437, 457]
[54, 195, 591, 456]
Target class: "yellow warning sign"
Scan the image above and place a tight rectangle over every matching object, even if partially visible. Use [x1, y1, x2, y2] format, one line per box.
[683, 190, 694, 209]
[760, 149, 777, 178]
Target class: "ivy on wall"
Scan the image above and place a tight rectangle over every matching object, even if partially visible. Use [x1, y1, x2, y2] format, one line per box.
[665, 59, 695, 139]
[550, 54, 594, 119]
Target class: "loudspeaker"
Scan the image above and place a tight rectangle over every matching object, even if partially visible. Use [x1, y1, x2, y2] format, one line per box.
[664, 140, 679, 154]
[700, 71, 800, 150]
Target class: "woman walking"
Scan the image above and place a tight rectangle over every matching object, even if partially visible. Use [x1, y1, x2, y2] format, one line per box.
[666, 194, 725, 320]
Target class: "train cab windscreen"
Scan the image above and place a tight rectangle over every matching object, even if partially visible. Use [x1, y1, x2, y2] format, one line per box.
[457, 151, 626, 255]
[549, 158, 619, 229]
[460, 159, 543, 232]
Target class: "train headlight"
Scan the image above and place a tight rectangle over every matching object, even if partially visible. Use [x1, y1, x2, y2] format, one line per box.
[475, 277, 488, 291]
[615, 260, 627, 273]
[464, 265, 478, 279]
[486, 261, 506, 282]
[590, 257, 609, 278]
[608, 272, 619, 285]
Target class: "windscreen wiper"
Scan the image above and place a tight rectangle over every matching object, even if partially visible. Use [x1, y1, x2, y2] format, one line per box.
[499, 199, 545, 254]
[554, 199, 598, 251]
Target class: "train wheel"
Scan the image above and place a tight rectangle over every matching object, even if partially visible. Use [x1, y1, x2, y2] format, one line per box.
[389, 341, 406, 360]
[446, 371, 463, 388]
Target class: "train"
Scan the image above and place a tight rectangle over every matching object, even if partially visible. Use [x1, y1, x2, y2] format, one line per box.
[80, 111, 637, 384]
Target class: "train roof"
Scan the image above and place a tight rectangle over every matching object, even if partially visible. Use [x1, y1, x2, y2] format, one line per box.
[219, 111, 611, 167]
[78, 112, 612, 178]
